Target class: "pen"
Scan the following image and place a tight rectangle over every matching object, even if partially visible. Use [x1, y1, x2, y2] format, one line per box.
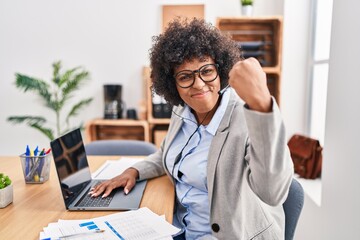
[34, 146, 39, 156]
[25, 150, 36, 181]
[25, 145, 30, 176]
[45, 148, 51, 155]
[36, 148, 46, 180]
[58, 229, 105, 239]
[30, 149, 34, 177]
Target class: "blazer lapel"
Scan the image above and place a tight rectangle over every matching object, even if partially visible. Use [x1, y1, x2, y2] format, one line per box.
[162, 106, 184, 181]
[207, 92, 238, 207]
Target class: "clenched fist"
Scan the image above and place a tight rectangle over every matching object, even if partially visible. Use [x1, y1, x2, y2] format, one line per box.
[228, 57, 272, 112]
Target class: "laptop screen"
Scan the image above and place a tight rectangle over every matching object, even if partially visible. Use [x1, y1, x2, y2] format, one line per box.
[50, 128, 92, 207]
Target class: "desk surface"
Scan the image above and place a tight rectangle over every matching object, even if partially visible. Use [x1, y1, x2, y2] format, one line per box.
[0, 156, 174, 239]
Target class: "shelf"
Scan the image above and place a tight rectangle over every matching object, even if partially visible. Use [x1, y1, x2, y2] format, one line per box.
[148, 118, 171, 125]
[217, 16, 283, 106]
[216, 16, 283, 68]
[85, 18, 283, 148]
[295, 174, 322, 206]
[85, 119, 150, 143]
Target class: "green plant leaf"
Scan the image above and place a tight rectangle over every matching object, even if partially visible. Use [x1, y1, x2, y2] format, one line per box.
[4, 176, 11, 186]
[58, 70, 90, 109]
[65, 98, 93, 123]
[9, 61, 93, 141]
[29, 122, 54, 140]
[7, 116, 54, 140]
[52, 61, 62, 85]
[7, 116, 47, 125]
[0, 173, 11, 189]
[62, 71, 89, 97]
[241, 0, 253, 6]
[58, 67, 81, 88]
[15, 74, 57, 110]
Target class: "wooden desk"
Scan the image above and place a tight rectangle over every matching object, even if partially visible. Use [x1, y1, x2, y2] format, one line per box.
[0, 156, 174, 239]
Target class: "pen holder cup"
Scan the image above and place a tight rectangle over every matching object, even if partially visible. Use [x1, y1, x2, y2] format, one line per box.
[20, 154, 51, 184]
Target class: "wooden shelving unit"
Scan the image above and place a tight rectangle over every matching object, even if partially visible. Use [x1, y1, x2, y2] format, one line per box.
[143, 67, 170, 147]
[85, 17, 283, 146]
[216, 16, 283, 105]
[85, 119, 150, 143]
[84, 69, 170, 148]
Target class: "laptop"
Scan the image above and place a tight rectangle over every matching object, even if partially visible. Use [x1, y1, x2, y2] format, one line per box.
[50, 128, 147, 211]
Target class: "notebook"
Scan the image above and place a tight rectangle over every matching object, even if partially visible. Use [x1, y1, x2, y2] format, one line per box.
[50, 128, 147, 211]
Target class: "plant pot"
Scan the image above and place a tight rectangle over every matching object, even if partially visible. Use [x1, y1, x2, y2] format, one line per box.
[0, 184, 13, 208]
[242, 5, 253, 16]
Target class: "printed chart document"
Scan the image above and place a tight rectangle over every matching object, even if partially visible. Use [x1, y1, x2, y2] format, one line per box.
[40, 207, 180, 240]
[92, 157, 144, 180]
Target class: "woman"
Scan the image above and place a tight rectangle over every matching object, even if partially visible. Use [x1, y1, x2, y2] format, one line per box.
[90, 18, 293, 239]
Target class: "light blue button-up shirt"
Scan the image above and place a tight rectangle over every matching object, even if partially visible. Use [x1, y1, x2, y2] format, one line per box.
[166, 89, 230, 239]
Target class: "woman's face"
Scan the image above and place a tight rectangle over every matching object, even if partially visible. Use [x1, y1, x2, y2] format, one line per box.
[174, 57, 221, 118]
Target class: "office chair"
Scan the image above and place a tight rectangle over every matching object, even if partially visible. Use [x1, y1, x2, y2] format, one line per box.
[84, 139, 158, 156]
[283, 178, 305, 240]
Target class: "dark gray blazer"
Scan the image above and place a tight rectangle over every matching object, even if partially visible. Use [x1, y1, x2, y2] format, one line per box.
[133, 90, 293, 240]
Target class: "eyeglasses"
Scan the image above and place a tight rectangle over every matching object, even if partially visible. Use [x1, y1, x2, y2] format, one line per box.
[174, 63, 219, 88]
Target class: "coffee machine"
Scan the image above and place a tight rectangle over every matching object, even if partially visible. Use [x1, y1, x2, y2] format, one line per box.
[103, 84, 124, 119]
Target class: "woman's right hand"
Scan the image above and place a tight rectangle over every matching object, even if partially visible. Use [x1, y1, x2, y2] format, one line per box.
[89, 167, 139, 198]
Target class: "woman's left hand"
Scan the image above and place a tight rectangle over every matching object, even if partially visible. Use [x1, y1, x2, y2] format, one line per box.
[228, 57, 272, 112]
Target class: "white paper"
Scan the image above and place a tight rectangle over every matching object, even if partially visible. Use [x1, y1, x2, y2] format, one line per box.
[92, 157, 144, 180]
[93, 207, 179, 240]
[39, 207, 180, 240]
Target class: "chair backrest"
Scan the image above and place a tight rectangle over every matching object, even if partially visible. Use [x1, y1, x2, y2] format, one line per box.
[85, 139, 158, 156]
[283, 178, 305, 240]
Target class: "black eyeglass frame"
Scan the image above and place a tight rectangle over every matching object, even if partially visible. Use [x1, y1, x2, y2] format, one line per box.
[174, 63, 219, 89]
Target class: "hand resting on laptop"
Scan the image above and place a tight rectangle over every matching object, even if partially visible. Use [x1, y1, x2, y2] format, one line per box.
[89, 167, 139, 198]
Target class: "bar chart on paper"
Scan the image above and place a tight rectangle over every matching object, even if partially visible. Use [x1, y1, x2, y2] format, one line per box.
[104, 212, 165, 239]
[40, 207, 179, 240]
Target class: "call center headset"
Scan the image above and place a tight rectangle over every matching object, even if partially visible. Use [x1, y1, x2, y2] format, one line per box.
[170, 84, 230, 179]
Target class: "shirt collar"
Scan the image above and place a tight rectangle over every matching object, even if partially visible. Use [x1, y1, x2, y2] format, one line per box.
[181, 88, 231, 135]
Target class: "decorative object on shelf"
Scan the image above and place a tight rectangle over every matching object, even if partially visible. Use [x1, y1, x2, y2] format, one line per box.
[288, 134, 323, 179]
[0, 173, 13, 208]
[241, 0, 253, 16]
[7, 61, 93, 140]
[151, 93, 172, 119]
[126, 109, 138, 120]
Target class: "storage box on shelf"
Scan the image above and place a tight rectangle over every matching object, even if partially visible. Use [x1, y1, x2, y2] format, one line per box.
[216, 16, 283, 105]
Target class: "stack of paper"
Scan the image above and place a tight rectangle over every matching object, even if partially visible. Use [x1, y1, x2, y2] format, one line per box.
[40, 207, 180, 240]
[92, 157, 145, 179]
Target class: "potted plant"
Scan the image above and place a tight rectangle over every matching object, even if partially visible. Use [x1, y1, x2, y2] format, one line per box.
[0, 173, 13, 208]
[7, 61, 93, 140]
[241, 0, 254, 16]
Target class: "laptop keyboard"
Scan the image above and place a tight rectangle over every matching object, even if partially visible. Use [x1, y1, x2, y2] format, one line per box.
[75, 183, 117, 208]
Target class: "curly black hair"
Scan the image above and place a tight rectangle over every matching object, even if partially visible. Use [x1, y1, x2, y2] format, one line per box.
[149, 18, 241, 106]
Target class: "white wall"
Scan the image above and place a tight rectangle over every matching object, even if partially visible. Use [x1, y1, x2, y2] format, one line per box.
[10, 0, 360, 239]
[282, 0, 311, 139]
[294, 0, 360, 239]
[0, 0, 292, 156]
[3, 1, 359, 238]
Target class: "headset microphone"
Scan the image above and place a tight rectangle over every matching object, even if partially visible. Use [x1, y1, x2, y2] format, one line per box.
[218, 84, 230, 95]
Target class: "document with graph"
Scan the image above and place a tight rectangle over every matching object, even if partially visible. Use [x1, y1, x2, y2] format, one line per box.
[39, 207, 180, 240]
